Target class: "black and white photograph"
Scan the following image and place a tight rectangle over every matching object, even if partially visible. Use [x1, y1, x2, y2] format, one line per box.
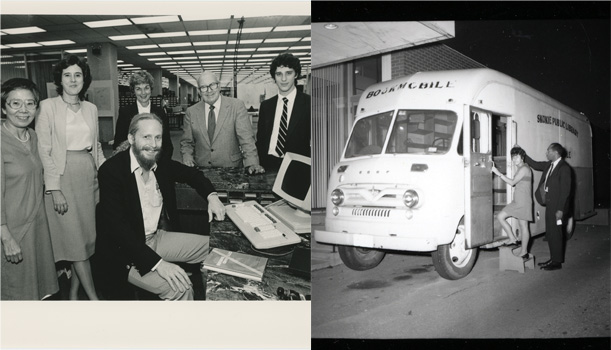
[1, 0, 311, 348]
[310, 1, 609, 348]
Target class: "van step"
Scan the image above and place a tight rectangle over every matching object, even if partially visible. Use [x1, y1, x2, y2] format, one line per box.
[499, 246, 535, 273]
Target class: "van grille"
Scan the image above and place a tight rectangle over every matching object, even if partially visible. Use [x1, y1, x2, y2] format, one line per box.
[352, 208, 391, 217]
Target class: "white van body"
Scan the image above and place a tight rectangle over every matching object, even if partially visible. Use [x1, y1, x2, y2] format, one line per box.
[315, 68, 594, 279]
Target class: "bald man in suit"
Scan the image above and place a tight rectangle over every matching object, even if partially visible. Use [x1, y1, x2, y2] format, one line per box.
[180, 72, 263, 173]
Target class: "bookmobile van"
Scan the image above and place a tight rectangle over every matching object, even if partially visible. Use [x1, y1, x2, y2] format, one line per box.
[314, 68, 595, 280]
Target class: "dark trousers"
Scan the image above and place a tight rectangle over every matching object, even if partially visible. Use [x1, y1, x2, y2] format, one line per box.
[545, 209, 565, 263]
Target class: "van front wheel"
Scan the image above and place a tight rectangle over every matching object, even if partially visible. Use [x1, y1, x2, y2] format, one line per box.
[431, 224, 478, 280]
[338, 246, 386, 271]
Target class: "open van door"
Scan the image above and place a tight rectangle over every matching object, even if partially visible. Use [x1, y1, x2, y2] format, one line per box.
[464, 108, 494, 247]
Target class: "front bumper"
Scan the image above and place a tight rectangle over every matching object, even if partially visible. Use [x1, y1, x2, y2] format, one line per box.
[315, 229, 440, 252]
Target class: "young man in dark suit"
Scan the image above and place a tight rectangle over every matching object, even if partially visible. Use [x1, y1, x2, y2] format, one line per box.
[256, 53, 311, 171]
[525, 143, 572, 271]
[113, 70, 174, 160]
[96, 113, 225, 300]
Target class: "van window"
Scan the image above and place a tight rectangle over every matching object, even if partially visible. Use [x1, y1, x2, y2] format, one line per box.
[344, 111, 393, 158]
[387, 110, 458, 155]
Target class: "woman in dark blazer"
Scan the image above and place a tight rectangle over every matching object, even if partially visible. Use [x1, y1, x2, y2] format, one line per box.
[113, 70, 173, 160]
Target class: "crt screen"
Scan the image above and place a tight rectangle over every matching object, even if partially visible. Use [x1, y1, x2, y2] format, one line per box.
[280, 160, 310, 201]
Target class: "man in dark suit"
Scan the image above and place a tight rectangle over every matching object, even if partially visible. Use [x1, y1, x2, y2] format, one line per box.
[96, 113, 225, 300]
[525, 143, 572, 271]
[113, 70, 173, 160]
[256, 53, 311, 171]
[180, 72, 263, 173]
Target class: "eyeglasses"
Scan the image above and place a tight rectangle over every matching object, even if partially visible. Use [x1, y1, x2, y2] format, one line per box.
[199, 82, 219, 92]
[6, 99, 37, 110]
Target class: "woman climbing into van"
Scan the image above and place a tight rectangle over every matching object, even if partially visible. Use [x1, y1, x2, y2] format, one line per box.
[491, 146, 533, 260]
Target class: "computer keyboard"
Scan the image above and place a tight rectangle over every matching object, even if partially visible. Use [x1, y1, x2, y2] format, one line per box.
[226, 201, 301, 249]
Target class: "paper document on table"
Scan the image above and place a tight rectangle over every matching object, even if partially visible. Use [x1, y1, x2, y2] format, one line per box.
[202, 248, 268, 282]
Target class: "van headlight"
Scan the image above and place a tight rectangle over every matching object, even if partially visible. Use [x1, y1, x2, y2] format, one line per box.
[331, 189, 344, 206]
[403, 190, 419, 208]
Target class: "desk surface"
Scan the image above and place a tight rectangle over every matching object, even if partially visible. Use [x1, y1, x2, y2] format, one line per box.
[176, 167, 311, 301]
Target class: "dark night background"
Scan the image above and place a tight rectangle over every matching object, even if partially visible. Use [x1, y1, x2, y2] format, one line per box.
[313, 1, 610, 208]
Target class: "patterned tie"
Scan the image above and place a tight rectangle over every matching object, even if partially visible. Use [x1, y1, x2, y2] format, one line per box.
[275, 97, 289, 157]
[207, 105, 216, 142]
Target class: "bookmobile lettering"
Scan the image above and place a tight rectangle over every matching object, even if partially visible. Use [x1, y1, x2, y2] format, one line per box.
[366, 81, 455, 99]
[536, 114, 579, 138]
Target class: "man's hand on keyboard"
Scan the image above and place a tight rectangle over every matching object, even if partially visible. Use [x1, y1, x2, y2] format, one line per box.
[208, 194, 226, 222]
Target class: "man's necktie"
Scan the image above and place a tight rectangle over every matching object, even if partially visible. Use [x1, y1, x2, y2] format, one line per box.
[208, 105, 216, 142]
[544, 163, 554, 189]
[275, 97, 289, 157]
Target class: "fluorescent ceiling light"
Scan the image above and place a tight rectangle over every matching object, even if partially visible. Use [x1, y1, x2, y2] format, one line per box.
[148, 57, 173, 61]
[193, 41, 227, 46]
[173, 56, 198, 60]
[161, 65, 181, 69]
[180, 65, 201, 68]
[167, 50, 195, 55]
[248, 58, 272, 62]
[66, 49, 87, 53]
[121, 68, 142, 71]
[117, 64, 134, 67]
[292, 52, 309, 56]
[6, 43, 42, 48]
[110, 34, 147, 41]
[3, 26, 46, 35]
[257, 46, 289, 51]
[196, 49, 225, 54]
[227, 39, 262, 45]
[200, 60, 223, 64]
[117, 60, 124, 63]
[139, 52, 166, 56]
[237, 48, 256, 52]
[177, 61, 200, 64]
[131, 16, 180, 24]
[301, 37, 311, 41]
[230, 27, 273, 34]
[84, 19, 131, 28]
[252, 53, 279, 58]
[159, 43, 192, 48]
[127, 44, 159, 50]
[274, 25, 311, 32]
[189, 29, 228, 36]
[265, 38, 300, 43]
[39, 40, 75, 46]
[149, 32, 186, 38]
[156, 62, 178, 65]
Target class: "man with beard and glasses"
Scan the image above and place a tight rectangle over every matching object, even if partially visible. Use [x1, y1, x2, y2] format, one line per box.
[95, 113, 225, 300]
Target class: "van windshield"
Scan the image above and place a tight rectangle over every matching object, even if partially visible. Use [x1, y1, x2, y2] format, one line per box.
[386, 110, 458, 155]
[344, 111, 393, 158]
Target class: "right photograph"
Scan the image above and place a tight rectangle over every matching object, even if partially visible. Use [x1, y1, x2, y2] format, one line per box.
[309, 2, 610, 342]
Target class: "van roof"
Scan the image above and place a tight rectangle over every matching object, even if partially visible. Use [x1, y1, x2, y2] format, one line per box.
[355, 68, 589, 124]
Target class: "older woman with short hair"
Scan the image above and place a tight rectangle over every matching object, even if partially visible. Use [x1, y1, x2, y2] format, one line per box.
[113, 70, 173, 160]
[1, 78, 59, 300]
[37, 54, 106, 300]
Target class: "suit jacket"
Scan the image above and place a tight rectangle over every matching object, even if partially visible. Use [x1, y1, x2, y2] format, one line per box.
[113, 103, 174, 160]
[525, 155, 572, 215]
[36, 96, 106, 191]
[95, 149, 215, 282]
[180, 96, 259, 168]
[256, 90, 311, 170]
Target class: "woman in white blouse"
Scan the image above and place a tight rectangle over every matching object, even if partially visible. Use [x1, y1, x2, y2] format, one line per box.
[37, 55, 105, 300]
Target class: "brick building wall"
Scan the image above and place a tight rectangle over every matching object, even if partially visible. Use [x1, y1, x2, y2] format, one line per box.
[391, 43, 486, 79]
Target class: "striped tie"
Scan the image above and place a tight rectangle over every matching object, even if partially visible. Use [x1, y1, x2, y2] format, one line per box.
[275, 97, 289, 157]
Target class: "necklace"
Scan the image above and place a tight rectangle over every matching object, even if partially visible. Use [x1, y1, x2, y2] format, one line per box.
[62, 96, 81, 106]
[3, 123, 30, 143]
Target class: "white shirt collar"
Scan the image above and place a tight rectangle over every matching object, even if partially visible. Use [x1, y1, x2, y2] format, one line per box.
[551, 157, 562, 169]
[278, 87, 297, 102]
[130, 146, 157, 174]
[206, 95, 222, 111]
[136, 100, 151, 112]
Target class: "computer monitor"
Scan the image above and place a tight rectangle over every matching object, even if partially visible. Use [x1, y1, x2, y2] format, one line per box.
[267, 152, 311, 233]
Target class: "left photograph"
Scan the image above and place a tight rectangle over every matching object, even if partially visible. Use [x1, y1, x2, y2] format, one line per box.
[1, 11, 311, 302]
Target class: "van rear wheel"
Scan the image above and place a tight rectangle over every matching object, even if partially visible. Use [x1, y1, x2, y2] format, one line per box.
[565, 217, 575, 240]
[431, 224, 478, 280]
[338, 246, 386, 271]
